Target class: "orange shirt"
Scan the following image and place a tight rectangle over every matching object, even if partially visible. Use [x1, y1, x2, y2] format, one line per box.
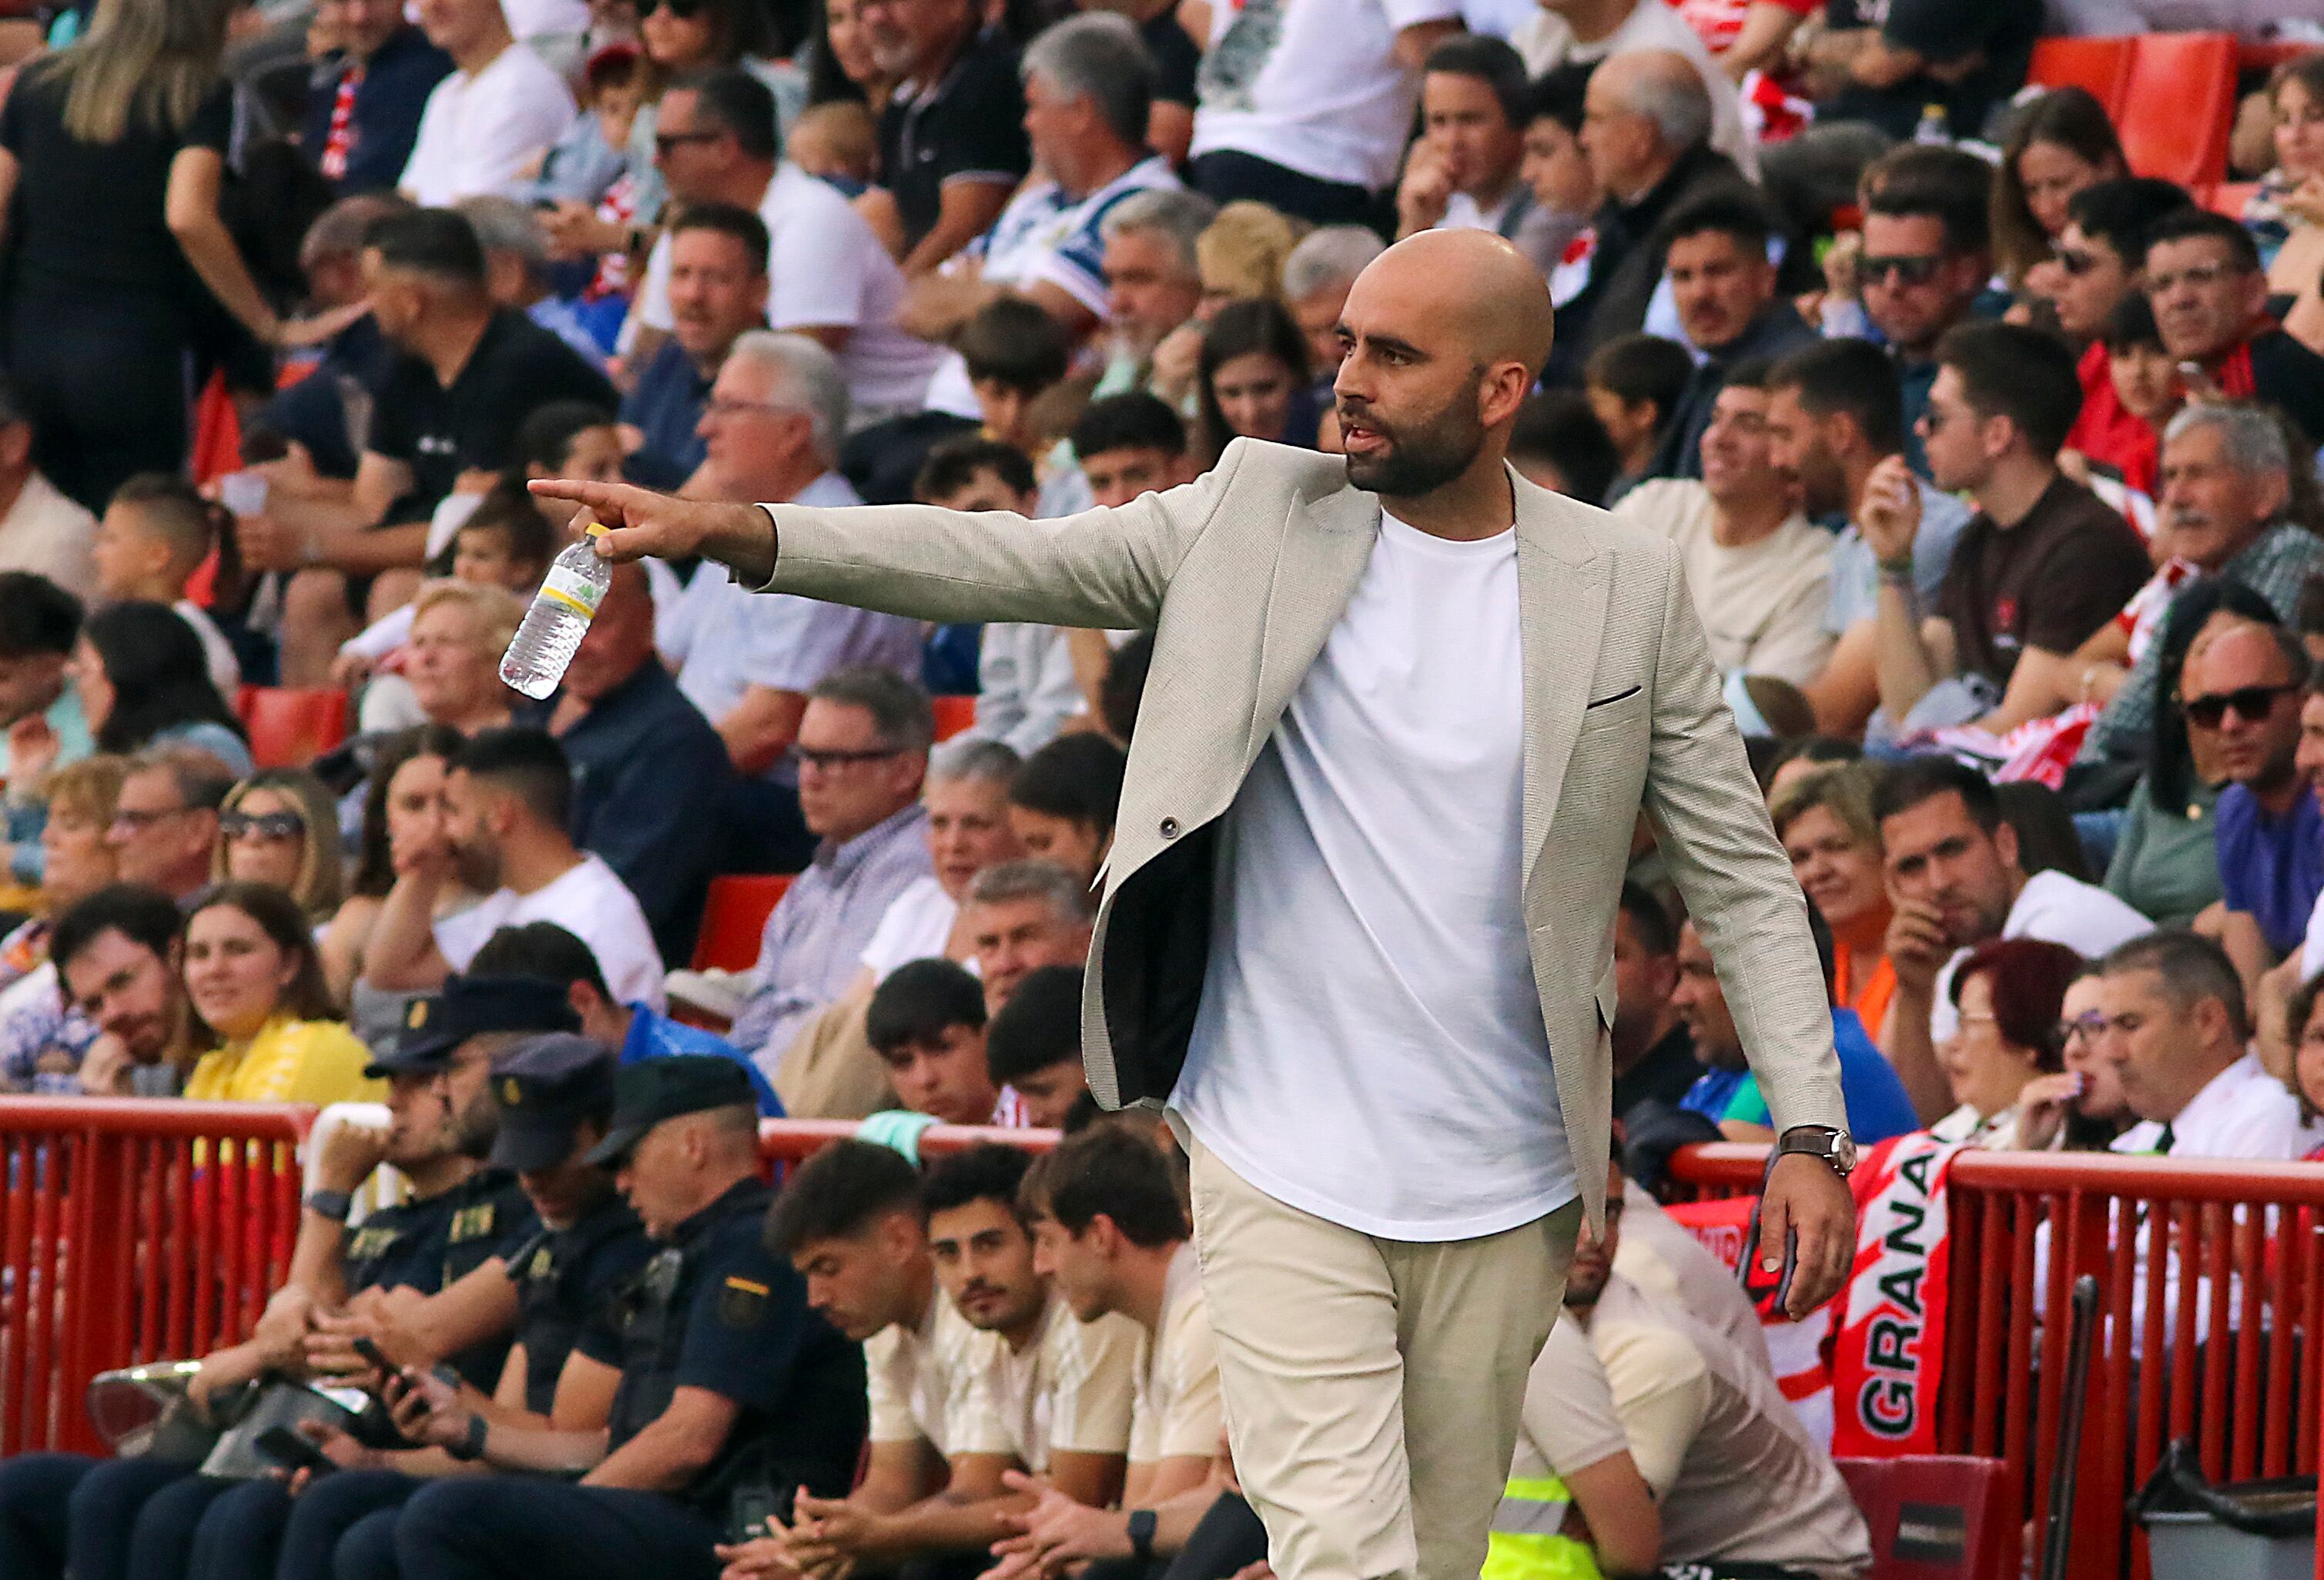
[1830, 940, 1896, 1049]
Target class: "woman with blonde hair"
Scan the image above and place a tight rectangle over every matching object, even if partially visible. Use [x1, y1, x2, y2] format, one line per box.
[212, 769, 347, 924]
[368, 581, 525, 737]
[0, 0, 342, 510]
[1770, 763, 1895, 1041]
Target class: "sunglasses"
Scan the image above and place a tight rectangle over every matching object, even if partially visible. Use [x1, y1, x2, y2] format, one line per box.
[2053, 246, 2102, 276]
[1859, 253, 1944, 286]
[221, 809, 306, 841]
[652, 129, 724, 157]
[2181, 681, 2297, 730]
[638, 0, 707, 15]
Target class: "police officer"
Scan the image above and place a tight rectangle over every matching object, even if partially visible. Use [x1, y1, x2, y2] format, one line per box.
[271, 1033, 660, 1580]
[172, 976, 565, 1580]
[389, 1056, 867, 1580]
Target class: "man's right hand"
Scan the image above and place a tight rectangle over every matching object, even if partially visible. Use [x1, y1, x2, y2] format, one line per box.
[1884, 897, 1952, 997]
[528, 481, 776, 584]
[1857, 454, 1921, 565]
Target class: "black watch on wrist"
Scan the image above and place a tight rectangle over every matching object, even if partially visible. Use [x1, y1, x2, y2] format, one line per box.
[1777, 1125, 1858, 1177]
[304, 1189, 353, 1222]
[1127, 1508, 1157, 1562]
[446, 1414, 488, 1462]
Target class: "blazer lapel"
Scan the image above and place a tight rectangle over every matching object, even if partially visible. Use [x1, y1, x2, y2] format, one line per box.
[1515, 474, 1610, 885]
[1241, 484, 1378, 768]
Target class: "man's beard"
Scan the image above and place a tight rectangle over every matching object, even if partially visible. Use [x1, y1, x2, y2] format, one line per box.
[451, 838, 499, 894]
[1339, 385, 1487, 496]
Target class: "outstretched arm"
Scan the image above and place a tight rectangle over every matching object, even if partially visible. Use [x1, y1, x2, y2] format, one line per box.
[533, 452, 1238, 634]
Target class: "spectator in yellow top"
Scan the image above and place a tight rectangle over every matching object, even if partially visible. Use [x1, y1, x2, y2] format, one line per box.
[180, 880, 380, 1106]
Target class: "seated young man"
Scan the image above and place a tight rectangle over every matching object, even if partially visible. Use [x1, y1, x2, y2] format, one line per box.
[757, 1140, 1020, 1578]
[866, 958, 1007, 1126]
[1501, 1150, 1871, 1580]
[983, 964, 1091, 1129]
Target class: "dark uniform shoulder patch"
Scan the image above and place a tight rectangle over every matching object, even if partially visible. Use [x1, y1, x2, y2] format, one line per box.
[528, 1244, 555, 1282]
[347, 1225, 399, 1262]
[448, 1203, 497, 1243]
[718, 1275, 769, 1329]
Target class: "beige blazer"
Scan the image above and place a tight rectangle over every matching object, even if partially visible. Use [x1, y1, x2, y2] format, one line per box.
[759, 438, 1845, 1226]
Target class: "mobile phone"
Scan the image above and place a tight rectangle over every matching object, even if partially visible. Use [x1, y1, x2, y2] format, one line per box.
[252, 1424, 336, 1475]
[1769, 1225, 1800, 1314]
[350, 1336, 393, 1374]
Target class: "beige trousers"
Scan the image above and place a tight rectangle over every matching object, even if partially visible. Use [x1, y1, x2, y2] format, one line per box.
[1186, 1137, 1584, 1580]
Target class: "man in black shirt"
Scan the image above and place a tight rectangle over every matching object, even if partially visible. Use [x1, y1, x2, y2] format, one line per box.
[303, 0, 454, 194]
[869, 0, 1029, 273]
[391, 1058, 866, 1580]
[1646, 189, 1817, 478]
[1610, 883, 1701, 1125]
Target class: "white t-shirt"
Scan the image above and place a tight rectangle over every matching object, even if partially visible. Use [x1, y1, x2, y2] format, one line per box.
[434, 853, 667, 1011]
[1171, 512, 1575, 1240]
[1930, 869, 2153, 1042]
[859, 875, 963, 982]
[1510, 0, 1760, 179]
[636, 164, 941, 414]
[400, 42, 578, 207]
[1188, 0, 1465, 191]
[983, 1294, 1143, 1474]
[0, 471, 95, 600]
[1612, 479, 1833, 688]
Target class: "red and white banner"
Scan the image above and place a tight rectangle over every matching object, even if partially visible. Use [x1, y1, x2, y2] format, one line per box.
[1827, 1133, 1967, 1457]
[1663, 1196, 1834, 1444]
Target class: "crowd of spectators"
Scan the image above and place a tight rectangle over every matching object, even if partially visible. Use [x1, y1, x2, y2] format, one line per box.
[0, 0, 2313, 1574]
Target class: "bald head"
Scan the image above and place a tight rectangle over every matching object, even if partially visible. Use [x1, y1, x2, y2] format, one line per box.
[1331, 231, 1552, 504]
[1583, 49, 1711, 200]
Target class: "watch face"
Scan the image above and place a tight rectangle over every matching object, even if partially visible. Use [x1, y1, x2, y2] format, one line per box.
[1832, 1133, 1859, 1173]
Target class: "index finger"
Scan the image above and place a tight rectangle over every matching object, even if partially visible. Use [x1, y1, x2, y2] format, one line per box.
[526, 477, 657, 523]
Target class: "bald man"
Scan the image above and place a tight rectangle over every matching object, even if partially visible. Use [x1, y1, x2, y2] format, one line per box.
[537, 229, 1853, 1580]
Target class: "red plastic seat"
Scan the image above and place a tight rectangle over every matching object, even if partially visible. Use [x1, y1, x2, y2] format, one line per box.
[692, 874, 792, 972]
[2026, 38, 2134, 116]
[2117, 33, 2238, 189]
[930, 694, 977, 742]
[236, 686, 350, 769]
[1833, 1456, 2010, 1580]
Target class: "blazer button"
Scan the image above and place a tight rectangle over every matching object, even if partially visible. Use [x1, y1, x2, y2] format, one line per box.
[1159, 817, 1180, 839]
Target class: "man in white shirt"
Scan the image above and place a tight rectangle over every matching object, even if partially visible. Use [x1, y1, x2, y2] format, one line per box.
[1187, 0, 1463, 226]
[362, 728, 667, 1011]
[631, 69, 939, 422]
[1511, 0, 1758, 176]
[1876, 756, 2152, 1121]
[1613, 367, 1832, 687]
[762, 1140, 1024, 1572]
[1395, 36, 1538, 246]
[0, 382, 94, 601]
[913, 13, 1183, 421]
[2099, 931, 2324, 1160]
[400, 0, 575, 206]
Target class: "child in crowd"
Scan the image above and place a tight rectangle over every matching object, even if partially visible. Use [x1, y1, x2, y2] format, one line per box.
[1584, 333, 1696, 507]
[864, 958, 1003, 1126]
[92, 475, 243, 695]
[787, 102, 879, 197]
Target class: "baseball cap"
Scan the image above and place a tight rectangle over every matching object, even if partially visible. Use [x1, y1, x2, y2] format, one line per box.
[368, 975, 581, 1077]
[488, 1033, 618, 1172]
[584, 1055, 758, 1167]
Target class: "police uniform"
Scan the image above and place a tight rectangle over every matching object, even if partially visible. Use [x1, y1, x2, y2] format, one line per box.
[393, 1058, 868, 1580]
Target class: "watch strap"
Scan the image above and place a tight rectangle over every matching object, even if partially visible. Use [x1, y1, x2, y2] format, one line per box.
[1127, 1508, 1157, 1561]
[304, 1189, 353, 1222]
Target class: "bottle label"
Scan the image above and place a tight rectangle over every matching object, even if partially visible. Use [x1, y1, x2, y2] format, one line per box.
[537, 564, 604, 620]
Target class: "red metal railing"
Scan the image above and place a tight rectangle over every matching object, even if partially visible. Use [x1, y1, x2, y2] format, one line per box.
[1671, 1143, 2324, 1580]
[0, 1099, 312, 1455]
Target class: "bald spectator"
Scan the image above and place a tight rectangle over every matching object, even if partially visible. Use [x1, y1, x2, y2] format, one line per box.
[1615, 364, 1833, 686]
[1858, 147, 1996, 474]
[1554, 51, 1745, 383]
[910, 13, 1183, 422]
[1643, 191, 1815, 479]
[1281, 226, 1388, 382]
[667, 333, 926, 870]
[1512, 0, 1756, 176]
[1097, 188, 1217, 394]
[398, 0, 575, 206]
[305, 0, 453, 193]
[1186, 0, 1462, 227]
[2078, 405, 2323, 771]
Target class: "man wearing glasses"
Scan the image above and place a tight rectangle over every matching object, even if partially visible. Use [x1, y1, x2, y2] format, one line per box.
[1857, 147, 1995, 477]
[665, 332, 926, 872]
[2142, 209, 2324, 449]
[108, 747, 236, 903]
[2182, 620, 2319, 972]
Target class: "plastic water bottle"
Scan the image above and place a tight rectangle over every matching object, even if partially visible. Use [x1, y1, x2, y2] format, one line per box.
[500, 519, 610, 700]
[1913, 103, 1950, 146]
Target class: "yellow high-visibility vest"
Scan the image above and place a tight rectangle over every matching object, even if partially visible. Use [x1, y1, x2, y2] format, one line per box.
[1481, 1474, 1604, 1580]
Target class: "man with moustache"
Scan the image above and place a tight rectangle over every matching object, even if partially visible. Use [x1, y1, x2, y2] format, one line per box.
[535, 226, 1854, 1580]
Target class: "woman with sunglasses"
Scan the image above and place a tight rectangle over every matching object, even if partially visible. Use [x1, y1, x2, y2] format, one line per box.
[212, 770, 347, 925]
[1934, 938, 2083, 1149]
[179, 882, 378, 1106]
[73, 602, 251, 775]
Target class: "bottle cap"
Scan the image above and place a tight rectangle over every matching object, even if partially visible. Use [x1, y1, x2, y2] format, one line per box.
[580, 516, 608, 538]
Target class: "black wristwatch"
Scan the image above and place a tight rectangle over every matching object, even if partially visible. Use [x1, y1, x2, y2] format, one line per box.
[304, 1189, 353, 1222]
[445, 1414, 488, 1462]
[1127, 1508, 1157, 1562]
[1777, 1125, 1858, 1177]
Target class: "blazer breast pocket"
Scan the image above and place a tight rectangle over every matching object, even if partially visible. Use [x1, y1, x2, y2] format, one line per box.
[1583, 684, 1641, 711]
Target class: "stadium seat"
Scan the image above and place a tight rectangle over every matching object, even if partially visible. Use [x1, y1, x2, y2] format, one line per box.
[2025, 38, 2134, 116]
[1833, 1456, 2010, 1580]
[236, 686, 350, 769]
[692, 873, 793, 972]
[931, 694, 977, 742]
[2117, 33, 2238, 189]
